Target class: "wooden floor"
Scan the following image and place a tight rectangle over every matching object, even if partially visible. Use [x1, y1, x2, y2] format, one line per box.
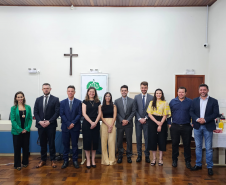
[0, 143, 226, 185]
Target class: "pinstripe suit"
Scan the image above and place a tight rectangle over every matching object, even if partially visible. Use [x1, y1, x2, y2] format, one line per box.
[134, 93, 153, 157]
[114, 97, 136, 158]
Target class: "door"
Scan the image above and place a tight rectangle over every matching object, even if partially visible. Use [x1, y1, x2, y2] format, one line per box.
[175, 75, 205, 99]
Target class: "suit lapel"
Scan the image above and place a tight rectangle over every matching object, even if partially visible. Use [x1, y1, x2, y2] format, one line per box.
[126, 97, 130, 115]
[25, 105, 29, 121]
[145, 94, 150, 110]
[204, 96, 211, 117]
[72, 99, 77, 112]
[45, 95, 53, 111]
[197, 98, 200, 118]
[40, 96, 44, 113]
[119, 98, 125, 114]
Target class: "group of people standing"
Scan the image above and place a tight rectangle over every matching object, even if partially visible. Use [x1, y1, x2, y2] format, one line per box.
[11, 82, 219, 176]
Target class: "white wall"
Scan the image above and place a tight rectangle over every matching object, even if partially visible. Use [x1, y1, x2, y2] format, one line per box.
[209, 0, 226, 115]
[0, 6, 208, 119]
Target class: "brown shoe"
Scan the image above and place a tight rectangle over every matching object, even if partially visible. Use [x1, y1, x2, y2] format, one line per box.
[36, 161, 46, 168]
[51, 161, 57, 168]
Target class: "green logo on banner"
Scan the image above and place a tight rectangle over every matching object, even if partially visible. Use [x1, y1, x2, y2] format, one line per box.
[86, 79, 103, 91]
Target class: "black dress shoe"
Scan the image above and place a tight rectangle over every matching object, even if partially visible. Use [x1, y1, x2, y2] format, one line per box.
[208, 168, 213, 176]
[172, 160, 177, 167]
[86, 165, 91, 169]
[145, 156, 150, 163]
[91, 165, 96, 168]
[61, 161, 69, 169]
[73, 161, 79, 169]
[185, 161, 191, 169]
[127, 157, 132, 163]
[117, 158, 122, 164]
[190, 165, 202, 171]
[136, 156, 142, 162]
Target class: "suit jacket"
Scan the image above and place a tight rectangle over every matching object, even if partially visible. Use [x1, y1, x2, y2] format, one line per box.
[190, 96, 219, 131]
[10, 104, 33, 135]
[134, 93, 153, 124]
[34, 94, 60, 128]
[114, 97, 136, 129]
[60, 98, 82, 132]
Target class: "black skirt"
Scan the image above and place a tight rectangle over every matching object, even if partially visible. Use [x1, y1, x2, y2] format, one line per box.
[148, 115, 168, 151]
[82, 117, 100, 150]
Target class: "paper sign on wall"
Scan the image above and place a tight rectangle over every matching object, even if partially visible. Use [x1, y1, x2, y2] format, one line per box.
[81, 73, 108, 103]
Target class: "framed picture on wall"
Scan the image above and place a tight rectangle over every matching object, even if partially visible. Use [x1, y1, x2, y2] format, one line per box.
[80, 73, 109, 103]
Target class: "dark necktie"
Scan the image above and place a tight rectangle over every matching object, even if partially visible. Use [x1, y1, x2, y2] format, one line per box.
[142, 95, 145, 111]
[70, 100, 72, 111]
[43, 96, 48, 117]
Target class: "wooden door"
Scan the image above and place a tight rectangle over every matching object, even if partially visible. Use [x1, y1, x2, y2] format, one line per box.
[175, 75, 205, 99]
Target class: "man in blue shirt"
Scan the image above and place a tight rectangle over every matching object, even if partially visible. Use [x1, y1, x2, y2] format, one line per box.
[168, 87, 193, 169]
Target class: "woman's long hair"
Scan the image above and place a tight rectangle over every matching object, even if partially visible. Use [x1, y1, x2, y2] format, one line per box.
[152, 88, 165, 110]
[102, 92, 113, 111]
[14, 91, 26, 108]
[85, 87, 100, 103]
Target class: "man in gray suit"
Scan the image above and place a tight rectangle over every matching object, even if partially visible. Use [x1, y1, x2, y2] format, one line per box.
[114, 85, 136, 163]
[134, 81, 153, 163]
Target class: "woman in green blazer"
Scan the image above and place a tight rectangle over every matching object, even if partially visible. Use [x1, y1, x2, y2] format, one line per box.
[11, 91, 32, 171]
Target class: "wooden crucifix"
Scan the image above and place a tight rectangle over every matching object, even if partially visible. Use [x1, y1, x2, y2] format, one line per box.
[64, 48, 78, 75]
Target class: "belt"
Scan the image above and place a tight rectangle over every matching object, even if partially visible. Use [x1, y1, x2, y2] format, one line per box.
[172, 123, 190, 126]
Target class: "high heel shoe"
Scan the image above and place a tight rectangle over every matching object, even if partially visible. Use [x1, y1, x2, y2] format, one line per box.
[158, 159, 163, 166]
[14, 167, 21, 171]
[86, 166, 91, 169]
[91, 165, 96, 168]
[151, 158, 156, 166]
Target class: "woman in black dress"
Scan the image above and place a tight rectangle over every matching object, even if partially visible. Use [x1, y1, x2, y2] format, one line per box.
[82, 87, 101, 168]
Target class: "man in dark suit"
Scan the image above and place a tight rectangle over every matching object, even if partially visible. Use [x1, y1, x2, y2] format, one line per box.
[190, 84, 219, 176]
[34, 83, 60, 168]
[114, 85, 136, 163]
[134, 81, 153, 163]
[60, 85, 82, 169]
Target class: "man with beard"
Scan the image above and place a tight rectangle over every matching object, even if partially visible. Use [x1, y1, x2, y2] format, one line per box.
[34, 83, 60, 168]
[134, 81, 153, 163]
[115, 85, 136, 163]
[190, 84, 219, 176]
[168, 87, 192, 169]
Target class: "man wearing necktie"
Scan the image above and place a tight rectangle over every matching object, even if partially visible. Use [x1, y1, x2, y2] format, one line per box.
[114, 85, 136, 163]
[60, 85, 82, 169]
[34, 83, 60, 168]
[134, 81, 153, 163]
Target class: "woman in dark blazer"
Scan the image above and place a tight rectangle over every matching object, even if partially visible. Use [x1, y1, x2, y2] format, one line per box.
[10, 91, 32, 171]
[82, 87, 101, 169]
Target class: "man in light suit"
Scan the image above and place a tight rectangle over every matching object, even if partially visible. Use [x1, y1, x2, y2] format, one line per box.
[190, 84, 219, 176]
[114, 85, 136, 163]
[134, 81, 153, 163]
[34, 83, 60, 168]
[60, 85, 82, 169]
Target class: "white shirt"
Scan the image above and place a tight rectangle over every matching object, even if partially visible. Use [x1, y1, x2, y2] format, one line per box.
[43, 94, 51, 108]
[200, 96, 209, 118]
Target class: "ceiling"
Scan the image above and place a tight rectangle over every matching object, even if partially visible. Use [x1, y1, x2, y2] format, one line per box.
[0, 0, 217, 7]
